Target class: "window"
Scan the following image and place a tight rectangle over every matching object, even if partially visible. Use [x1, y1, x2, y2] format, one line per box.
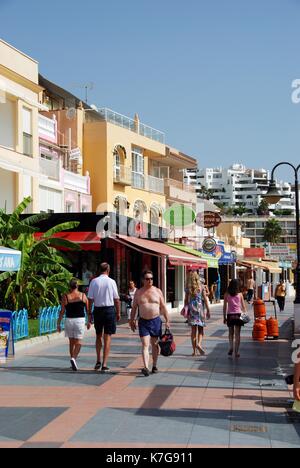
[132, 146, 144, 189]
[66, 202, 74, 213]
[22, 108, 33, 156]
[0, 98, 15, 149]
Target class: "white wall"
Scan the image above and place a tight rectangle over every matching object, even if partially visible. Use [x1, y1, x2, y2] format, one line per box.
[39, 185, 63, 213]
[0, 99, 15, 149]
[0, 168, 15, 213]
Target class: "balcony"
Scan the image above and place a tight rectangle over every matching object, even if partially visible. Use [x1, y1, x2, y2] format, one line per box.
[113, 165, 132, 186]
[132, 173, 164, 194]
[40, 157, 60, 181]
[98, 108, 165, 144]
[64, 170, 90, 194]
[38, 115, 57, 144]
[164, 178, 197, 204]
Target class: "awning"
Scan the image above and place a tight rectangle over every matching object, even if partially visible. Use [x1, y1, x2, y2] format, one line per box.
[167, 242, 218, 268]
[237, 259, 281, 274]
[116, 235, 207, 269]
[35, 232, 101, 251]
[0, 247, 21, 272]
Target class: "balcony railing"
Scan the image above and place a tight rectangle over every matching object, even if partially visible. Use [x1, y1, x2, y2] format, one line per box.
[38, 115, 57, 143]
[64, 170, 90, 194]
[40, 157, 60, 181]
[113, 165, 132, 186]
[132, 173, 164, 194]
[98, 108, 165, 144]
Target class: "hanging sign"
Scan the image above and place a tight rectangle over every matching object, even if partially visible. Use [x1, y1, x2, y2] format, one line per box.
[196, 211, 222, 229]
[202, 237, 217, 253]
[0, 311, 14, 362]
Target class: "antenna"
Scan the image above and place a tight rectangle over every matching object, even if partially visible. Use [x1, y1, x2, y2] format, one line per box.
[68, 82, 94, 104]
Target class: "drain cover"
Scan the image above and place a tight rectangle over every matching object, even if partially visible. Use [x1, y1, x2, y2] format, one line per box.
[231, 425, 268, 434]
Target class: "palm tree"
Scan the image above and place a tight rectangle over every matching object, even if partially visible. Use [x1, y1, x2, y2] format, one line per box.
[198, 185, 215, 200]
[0, 197, 81, 315]
[263, 219, 283, 244]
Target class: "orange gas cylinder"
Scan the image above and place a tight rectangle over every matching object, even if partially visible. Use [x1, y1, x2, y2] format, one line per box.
[253, 300, 266, 318]
[252, 319, 266, 342]
[267, 317, 279, 339]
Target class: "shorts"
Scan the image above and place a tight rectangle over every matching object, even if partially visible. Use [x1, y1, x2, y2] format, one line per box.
[94, 306, 117, 336]
[64, 318, 86, 340]
[227, 314, 244, 328]
[139, 316, 162, 338]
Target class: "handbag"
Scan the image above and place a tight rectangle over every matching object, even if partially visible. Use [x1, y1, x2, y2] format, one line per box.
[180, 305, 189, 319]
[159, 328, 176, 357]
[240, 313, 251, 324]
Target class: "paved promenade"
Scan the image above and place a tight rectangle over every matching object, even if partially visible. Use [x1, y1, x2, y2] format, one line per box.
[0, 301, 298, 448]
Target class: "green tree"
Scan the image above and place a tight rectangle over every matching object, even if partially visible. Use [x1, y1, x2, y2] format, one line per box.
[257, 199, 270, 216]
[263, 219, 283, 244]
[198, 185, 215, 200]
[0, 197, 81, 315]
[233, 204, 248, 216]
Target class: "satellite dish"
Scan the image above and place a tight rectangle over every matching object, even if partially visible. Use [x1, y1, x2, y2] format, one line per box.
[90, 104, 99, 112]
[66, 107, 76, 120]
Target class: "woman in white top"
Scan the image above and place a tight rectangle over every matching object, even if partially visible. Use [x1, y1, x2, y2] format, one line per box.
[127, 280, 137, 320]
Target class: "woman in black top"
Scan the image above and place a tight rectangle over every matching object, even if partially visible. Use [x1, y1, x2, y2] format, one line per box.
[57, 279, 90, 371]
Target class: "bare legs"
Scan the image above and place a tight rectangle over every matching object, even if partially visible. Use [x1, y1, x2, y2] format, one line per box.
[96, 334, 112, 368]
[191, 326, 205, 356]
[69, 339, 82, 359]
[228, 326, 241, 358]
[141, 335, 160, 370]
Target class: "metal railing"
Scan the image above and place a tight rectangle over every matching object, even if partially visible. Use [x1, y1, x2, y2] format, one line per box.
[38, 114, 57, 142]
[39, 306, 62, 335]
[131, 173, 164, 194]
[12, 309, 29, 341]
[98, 108, 165, 144]
[164, 178, 196, 193]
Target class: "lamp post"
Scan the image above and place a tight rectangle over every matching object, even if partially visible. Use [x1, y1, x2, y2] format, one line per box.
[264, 163, 300, 329]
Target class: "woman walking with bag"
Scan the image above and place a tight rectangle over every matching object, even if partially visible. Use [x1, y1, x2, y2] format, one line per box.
[185, 272, 211, 356]
[223, 279, 247, 359]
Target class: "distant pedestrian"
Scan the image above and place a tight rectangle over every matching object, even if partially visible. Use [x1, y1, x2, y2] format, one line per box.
[294, 361, 300, 402]
[57, 279, 89, 371]
[127, 280, 137, 320]
[88, 263, 121, 373]
[246, 275, 255, 304]
[129, 270, 170, 376]
[223, 279, 247, 358]
[185, 271, 211, 356]
[275, 280, 286, 312]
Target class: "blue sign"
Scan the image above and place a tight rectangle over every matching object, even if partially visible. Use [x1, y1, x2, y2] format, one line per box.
[202, 243, 236, 265]
[0, 311, 14, 361]
[0, 247, 21, 272]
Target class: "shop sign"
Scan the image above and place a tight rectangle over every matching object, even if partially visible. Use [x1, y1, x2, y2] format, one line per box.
[244, 248, 265, 258]
[202, 237, 217, 253]
[0, 311, 14, 362]
[196, 211, 222, 229]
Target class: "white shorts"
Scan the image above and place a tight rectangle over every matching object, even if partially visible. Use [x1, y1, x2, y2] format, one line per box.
[64, 318, 86, 340]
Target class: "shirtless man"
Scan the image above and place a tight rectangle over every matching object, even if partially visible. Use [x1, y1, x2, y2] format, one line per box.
[129, 270, 170, 377]
[247, 275, 256, 304]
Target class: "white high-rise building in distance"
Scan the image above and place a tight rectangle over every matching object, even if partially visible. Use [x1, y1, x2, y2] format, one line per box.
[185, 164, 295, 214]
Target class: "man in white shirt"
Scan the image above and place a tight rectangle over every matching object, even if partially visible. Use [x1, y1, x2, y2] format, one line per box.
[88, 263, 120, 372]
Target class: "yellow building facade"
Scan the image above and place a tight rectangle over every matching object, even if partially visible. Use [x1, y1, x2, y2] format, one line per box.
[84, 109, 167, 224]
[0, 39, 44, 213]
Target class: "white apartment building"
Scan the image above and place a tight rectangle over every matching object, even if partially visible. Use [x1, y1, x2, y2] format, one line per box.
[185, 164, 295, 214]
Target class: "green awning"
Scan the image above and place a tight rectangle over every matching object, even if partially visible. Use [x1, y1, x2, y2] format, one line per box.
[167, 243, 219, 269]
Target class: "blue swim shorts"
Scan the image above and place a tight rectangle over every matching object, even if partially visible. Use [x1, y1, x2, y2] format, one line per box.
[138, 316, 162, 338]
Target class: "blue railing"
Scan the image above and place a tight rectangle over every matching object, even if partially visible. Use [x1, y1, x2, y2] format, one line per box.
[12, 309, 29, 341]
[39, 305, 62, 335]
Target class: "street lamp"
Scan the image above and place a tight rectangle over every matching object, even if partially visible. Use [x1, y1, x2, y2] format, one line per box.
[264, 163, 300, 316]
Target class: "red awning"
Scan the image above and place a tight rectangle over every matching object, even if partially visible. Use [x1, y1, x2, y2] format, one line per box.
[116, 235, 207, 269]
[35, 232, 101, 251]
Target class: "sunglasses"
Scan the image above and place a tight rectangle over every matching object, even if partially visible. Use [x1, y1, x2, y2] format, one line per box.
[145, 277, 153, 281]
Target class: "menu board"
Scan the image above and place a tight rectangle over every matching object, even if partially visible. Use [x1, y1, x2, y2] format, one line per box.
[0, 311, 14, 361]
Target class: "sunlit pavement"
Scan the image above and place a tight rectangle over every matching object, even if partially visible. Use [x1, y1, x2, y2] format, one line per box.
[0, 300, 298, 448]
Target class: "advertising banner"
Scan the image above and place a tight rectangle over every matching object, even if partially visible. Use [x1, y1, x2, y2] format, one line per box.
[0, 311, 14, 362]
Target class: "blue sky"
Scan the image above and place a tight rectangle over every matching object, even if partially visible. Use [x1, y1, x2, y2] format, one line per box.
[1, 0, 300, 182]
